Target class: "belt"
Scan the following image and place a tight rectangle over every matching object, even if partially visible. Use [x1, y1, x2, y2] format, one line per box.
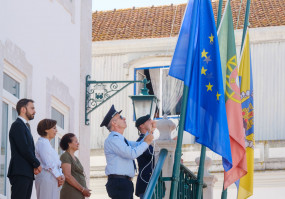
[108, 174, 132, 181]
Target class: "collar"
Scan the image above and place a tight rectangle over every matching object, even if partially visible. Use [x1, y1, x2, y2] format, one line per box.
[111, 131, 123, 137]
[18, 116, 28, 124]
[38, 137, 49, 142]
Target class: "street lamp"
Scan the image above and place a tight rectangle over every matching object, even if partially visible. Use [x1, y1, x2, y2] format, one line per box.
[129, 78, 158, 120]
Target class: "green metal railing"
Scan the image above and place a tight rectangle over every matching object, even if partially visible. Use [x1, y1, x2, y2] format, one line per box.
[143, 149, 168, 199]
[144, 148, 206, 199]
[177, 164, 207, 199]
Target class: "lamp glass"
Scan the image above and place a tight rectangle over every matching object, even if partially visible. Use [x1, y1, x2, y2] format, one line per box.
[133, 100, 152, 119]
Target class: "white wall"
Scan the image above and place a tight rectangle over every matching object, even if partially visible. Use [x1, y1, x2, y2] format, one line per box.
[0, 0, 80, 133]
[0, 0, 92, 198]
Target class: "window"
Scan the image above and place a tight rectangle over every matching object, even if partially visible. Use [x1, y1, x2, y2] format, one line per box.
[1, 62, 25, 198]
[50, 98, 69, 155]
[3, 73, 20, 98]
[0, 104, 17, 196]
[51, 108, 64, 129]
[1, 103, 8, 196]
[134, 66, 183, 118]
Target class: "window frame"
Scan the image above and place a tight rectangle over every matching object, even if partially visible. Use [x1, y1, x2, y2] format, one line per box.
[134, 66, 180, 119]
[0, 62, 26, 198]
[50, 97, 69, 155]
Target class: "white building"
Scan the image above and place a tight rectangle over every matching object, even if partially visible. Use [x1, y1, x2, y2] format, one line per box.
[0, 0, 92, 198]
[90, 0, 285, 198]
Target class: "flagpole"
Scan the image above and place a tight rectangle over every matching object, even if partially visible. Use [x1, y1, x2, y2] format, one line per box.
[218, 1, 230, 198]
[220, 6, 230, 199]
[240, 0, 251, 51]
[196, 146, 206, 199]
[221, 184, 227, 199]
[169, 0, 200, 198]
[216, 0, 224, 28]
[169, 84, 188, 199]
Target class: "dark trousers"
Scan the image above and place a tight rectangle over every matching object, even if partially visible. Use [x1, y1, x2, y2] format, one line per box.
[106, 178, 134, 199]
[9, 175, 33, 199]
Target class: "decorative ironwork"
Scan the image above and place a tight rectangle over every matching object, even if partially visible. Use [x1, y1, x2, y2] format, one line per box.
[85, 75, 148, 125]
[144, 153, 206, 199]
[177, 164, 206, 199]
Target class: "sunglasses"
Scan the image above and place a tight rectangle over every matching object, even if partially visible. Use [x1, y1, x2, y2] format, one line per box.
[119, 115, 124, 120]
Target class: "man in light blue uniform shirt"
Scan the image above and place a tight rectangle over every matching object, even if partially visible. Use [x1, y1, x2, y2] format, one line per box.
[101, 105, 154, 199]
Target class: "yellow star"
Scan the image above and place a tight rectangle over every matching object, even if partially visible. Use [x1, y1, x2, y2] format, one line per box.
[206, 82, 213, 91]
[209, 33, 214, 44]
[201, 67, 207, 75]
[201, 49, 208, 58]
[216, 92, 221, 100]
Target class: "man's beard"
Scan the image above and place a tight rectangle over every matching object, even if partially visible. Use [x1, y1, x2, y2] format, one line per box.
[26, 112, 34, 120]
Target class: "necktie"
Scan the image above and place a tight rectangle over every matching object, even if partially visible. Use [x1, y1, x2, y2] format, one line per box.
[26, 123, 31, 131]
[124, 138, 137, 172]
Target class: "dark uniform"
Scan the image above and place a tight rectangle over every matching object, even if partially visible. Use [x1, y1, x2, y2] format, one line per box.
[135, 133, 154, 198]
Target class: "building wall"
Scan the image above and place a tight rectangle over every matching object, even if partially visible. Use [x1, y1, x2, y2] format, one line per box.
[0, 0, 80, 132]
[91, 26, 285, 149]
[0, 0, 92, 198]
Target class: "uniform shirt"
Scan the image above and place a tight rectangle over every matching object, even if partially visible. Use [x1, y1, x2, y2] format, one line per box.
[104, 131, 149, 177]
[35, 137, 63, 177]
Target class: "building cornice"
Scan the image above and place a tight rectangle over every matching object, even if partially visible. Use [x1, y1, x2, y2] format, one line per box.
[92, 26, 285, 56]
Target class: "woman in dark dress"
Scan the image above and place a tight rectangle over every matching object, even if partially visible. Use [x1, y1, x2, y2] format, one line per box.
[60, 133, 91, 199]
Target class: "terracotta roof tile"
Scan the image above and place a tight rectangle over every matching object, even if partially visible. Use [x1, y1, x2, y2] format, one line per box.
[92, 0, 285, 41]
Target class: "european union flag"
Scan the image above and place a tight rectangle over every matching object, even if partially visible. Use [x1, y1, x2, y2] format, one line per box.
[169, 0, 232, 171]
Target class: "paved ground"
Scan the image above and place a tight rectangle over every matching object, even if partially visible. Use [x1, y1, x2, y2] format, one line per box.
[89, 170, 285, 199]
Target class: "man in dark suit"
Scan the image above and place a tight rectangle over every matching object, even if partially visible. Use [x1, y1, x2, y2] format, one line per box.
[8, 98, 42, 199]
[135, 115, 156, 199]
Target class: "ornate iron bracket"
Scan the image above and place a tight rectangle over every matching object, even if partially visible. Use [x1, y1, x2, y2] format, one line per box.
[85, 75, 148, 125]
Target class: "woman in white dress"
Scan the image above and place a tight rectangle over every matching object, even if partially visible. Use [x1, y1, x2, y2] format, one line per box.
[35, 119, 65, 199]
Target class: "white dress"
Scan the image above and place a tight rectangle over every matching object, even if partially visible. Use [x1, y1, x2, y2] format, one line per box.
[35, 137, 63, 199]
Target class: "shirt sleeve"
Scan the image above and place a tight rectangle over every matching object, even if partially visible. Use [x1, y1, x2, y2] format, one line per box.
[128, 132, 148, 147]
[37, 141, 61, 178]
[108, 136, 149, 160]
[60, 153, 72, 164]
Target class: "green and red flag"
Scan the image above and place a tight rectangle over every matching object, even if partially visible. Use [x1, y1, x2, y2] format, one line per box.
[217, 0, 247, 189]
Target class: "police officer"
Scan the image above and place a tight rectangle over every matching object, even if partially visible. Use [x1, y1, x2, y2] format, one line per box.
[135, 115, 156, 199]
[101, 105, 154, 199]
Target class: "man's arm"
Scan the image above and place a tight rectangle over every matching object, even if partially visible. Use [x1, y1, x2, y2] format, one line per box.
[10, 122, 40, 168]
[128, 132, 149, 147]
[108, 134, 154, 160]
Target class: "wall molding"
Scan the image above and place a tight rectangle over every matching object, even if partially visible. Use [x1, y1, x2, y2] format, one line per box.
[46, 76, 75, 133]
[1, 40, 33, 98]
[51, 0, 76, 23]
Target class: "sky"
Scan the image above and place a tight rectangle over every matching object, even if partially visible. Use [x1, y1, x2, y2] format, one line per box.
[92, 0, 188, 11]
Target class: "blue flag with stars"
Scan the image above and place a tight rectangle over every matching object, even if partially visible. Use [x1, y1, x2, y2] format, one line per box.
[169, 0, 232, 171]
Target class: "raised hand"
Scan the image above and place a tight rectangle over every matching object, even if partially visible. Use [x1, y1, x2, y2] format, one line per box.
[144, 133, 154, 145]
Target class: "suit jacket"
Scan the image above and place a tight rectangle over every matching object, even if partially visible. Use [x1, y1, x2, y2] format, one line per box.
[8, 118, 40, 179]
[135, 133, 154, 197]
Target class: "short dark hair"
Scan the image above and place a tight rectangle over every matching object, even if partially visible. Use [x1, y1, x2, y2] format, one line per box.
[60, 133, 75, 151]
[37, 119, 57, 137]
[16, 98, 34, 115]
